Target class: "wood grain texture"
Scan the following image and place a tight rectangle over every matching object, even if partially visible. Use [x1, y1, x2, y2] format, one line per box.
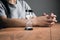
[0, 23, 60, 40]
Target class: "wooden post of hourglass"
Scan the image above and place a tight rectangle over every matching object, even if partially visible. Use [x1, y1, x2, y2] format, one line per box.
[25, 10, 33, 30]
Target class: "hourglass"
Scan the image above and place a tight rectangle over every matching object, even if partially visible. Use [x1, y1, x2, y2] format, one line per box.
[25, 10, 33, 30]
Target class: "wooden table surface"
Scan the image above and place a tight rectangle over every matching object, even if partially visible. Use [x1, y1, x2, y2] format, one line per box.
[0, 23, 60, 40]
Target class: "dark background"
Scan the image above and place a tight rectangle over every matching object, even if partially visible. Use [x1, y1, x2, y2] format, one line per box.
[25, 0, 60, 22]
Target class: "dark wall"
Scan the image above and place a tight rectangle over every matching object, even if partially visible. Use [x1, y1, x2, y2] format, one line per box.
[25, 0, 60, 22]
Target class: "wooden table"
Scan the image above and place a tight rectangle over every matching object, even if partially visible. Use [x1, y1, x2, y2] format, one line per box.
[0, 23, 60, 40]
